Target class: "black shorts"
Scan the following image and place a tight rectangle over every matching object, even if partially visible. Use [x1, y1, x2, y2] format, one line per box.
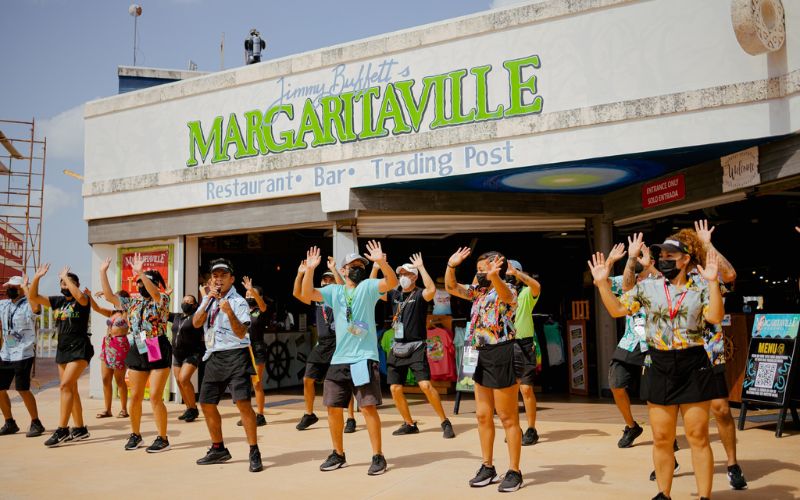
[252, 342, 267, 366]
[516, 337, 538, 387]
[307, 337, 336, 365]
[173, 350, 203, 368]
[126, 335, 173, 372]
[304, 361, 331, 382]
[323, 361, 382, 408]
[199, 348, 255, 404]
[55, 337, 94, 365]
[474, 341, 524, 389]
[387, 343, 431, 385]
[0, 358, 34, 391]
[642, 346, 726, 405]
[711, 363, 729, 400]
[609, 359, 643, 390]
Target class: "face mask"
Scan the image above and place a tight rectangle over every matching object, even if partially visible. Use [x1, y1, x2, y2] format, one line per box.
[475, 273, 491, 288]
[6, 287, 19, 300]
[246, 298, 257, 308]
[656, 259, 681, 280]
[634, 261, 645, 275]
[60, 288, 72, 298]
[348, 267, 367, 284]
[138, 285, 150, 299]
[181, 303, 197, 315]
[399, 276, 414, 290]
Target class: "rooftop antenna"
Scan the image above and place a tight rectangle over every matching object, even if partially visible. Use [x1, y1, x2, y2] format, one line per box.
[129, 3, 143, 66]
[220, 32, 225, 70]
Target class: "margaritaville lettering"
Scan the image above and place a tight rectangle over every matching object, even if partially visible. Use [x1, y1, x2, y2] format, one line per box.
[186, 55, 542, 167]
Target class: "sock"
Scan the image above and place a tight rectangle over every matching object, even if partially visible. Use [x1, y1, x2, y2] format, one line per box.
[212, 441, 224, 450]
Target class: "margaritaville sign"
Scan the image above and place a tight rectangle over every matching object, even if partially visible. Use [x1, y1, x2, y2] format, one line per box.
[186, 55, 543, 167]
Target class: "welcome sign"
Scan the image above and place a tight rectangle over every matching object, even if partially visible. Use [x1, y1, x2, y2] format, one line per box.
[186, 55, 543, 167]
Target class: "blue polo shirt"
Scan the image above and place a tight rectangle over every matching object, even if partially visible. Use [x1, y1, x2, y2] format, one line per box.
[199, 286, 251, 361]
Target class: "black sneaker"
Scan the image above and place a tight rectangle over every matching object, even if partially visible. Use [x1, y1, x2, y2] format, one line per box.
[673, 439, 679, 452]
[319, 450, 347, 471]
[68, 426, 90, 442]
[469, 464, 500, 487]
[177, 408, 190, 420]
[184, 408, 199, 423]
[26, 419, 45, 438]
[617, 422, 643, 448]
[124, 433, 144, 451]
[367, 454, 387, 476]
[650, 460, 680, 481]
[344, 417, 356, 434]
[522, 427, 539, 446]
[0, 419, 19, 435]
[256, 414, 267, 427]
[196, 446, 232, 465]
[297, 413, 319, 430]
[652, 493, 670, 500]
[441, 419, 455, 439]
[727, 464, 748, 490]
[146, 436, 170, 453]
[236, 419, 242, 426]
[44, 427, 70, 447]
[498, 469, 523, 493]
[249, 448, 263, 472]
[392, 422, 419, 436]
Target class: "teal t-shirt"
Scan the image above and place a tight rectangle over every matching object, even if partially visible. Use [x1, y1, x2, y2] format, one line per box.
[318, 279, 382, 364]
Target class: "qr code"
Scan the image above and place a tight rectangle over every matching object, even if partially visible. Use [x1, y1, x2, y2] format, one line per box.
[754, 362, 778, 389]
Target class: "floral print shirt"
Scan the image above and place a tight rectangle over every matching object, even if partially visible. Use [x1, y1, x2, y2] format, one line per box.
[119, 293, 170, 338]
[621, 276, 710, 351]
[689, 271, 728, 365]
[610, 276, 649, 353]
[466, 284, 517, 348]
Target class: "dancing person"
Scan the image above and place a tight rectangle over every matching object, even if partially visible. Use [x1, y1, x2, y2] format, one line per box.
[302, 242, 397, 476]
[29, 264, 92, 446]
[100, 256, 172, 453]
[193, 259, 262, 472]
[589, 234, 724, 500]
[293, 258, 357, 432]
[169, 294, 204, 423]
[0, 275, 45, 437]
[88, 289, 130, 419]
[241, 277, 268, 427]
[446, 248, 524, 493]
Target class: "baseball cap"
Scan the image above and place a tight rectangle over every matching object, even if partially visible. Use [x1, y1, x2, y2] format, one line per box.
[508, 260, 523, 272]
[395, 263, 418, 275]
[321, 271, 335, 279]
[3, 276, 23, 287]
[650, 239, 690, 255]
[209, 261, 234, 274]
[341, 253, 369, 267]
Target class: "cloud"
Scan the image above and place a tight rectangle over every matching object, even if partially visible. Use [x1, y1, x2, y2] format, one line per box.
[489, 0, 545, 8]
[43, 183, 78, 218]
[37, 104, 84, 164]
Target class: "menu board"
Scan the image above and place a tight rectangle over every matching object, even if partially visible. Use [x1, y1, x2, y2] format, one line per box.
[567, 320, 588, 395]
[741, 314, 800, 406]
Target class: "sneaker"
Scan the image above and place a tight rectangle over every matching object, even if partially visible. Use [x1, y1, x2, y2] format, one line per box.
[469, 464, 500, 487]
[296, 413, 319, 431]
[652, 493, 670, 500]
[344, 417, 356, 434]
[256, 414, 267, 427]
[392, 422, 419, 436]
[441, 419, 455, 439]
[44, 427, 70, 447]
[522, 427, 539, 446]
[617, 422, 643, 448]
[68, 426, 90, 442]
[650, 460, 680, 481]
[673, 439, 679, 452]
[249, 448, 263, 473]
[177, 408, 190, 420]
[236, 419, 242, 426]
[146, 436, 171, 453]
[727, 464, 748, 490]
[367, 454, 387, 476]
[196, 446, 232, 465]
[319, 450, 347, 471]
[26, 420, 45, 438]
[0, 419, 19, 435]
[124, 433, 144, 451]
[498, 469, 523, 493]
[184, 408, 199, 423]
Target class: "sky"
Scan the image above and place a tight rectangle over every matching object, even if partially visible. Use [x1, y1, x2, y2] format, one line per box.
[0, 0, 534, 291]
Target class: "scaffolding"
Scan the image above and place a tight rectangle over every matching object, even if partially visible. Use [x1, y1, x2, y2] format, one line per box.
[0, 118, 46, 295]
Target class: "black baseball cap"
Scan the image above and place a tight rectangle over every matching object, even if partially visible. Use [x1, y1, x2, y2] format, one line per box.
[650, 238, 689, 255]
[209, 259, 234, 274]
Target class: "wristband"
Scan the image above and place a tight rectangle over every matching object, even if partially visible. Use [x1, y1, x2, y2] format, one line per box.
[447, 263, 457, 269]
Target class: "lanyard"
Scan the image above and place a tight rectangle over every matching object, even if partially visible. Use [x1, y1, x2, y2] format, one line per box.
[392, 290, 415, 324]
[663, 281, 688, 321]
[344, 287, 355, 323]
[6, 298, 27, 331]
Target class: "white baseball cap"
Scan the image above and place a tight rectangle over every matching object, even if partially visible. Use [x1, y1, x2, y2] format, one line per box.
[395, 264, 418, 276]
[341, 253, 369, 267]
[3, 276, 23, 287]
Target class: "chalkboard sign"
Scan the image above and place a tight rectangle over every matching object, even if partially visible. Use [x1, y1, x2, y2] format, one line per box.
[741, 314, 800, 406]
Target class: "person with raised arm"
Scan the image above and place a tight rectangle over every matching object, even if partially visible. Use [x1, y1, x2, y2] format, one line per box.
[88, 289, 131, 419]
[241, 276, 269, 427]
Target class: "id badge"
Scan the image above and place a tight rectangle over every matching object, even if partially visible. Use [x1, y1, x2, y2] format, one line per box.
[135, 331, 148, 354]
[205, 330, 215, 350]
[394, 322, 404, 340]
[347, 320, 369, 336]
[633, 316, 646, 338]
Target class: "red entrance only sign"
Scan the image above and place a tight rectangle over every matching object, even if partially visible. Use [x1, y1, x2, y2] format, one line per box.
[642, 174, 685, 209]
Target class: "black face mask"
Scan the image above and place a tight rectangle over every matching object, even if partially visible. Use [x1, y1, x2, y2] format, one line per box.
[348, 267, 367, 284]
[181, 303, 197, 315]
[246, 298, 257, 308]
[60, 288, 72, 298]
[634, 261, 645, 275]
[138, 285, 150, 299]
[475, 273, 491, 289]
[657, 259, 681, 280]
[6, 287, 19, 300]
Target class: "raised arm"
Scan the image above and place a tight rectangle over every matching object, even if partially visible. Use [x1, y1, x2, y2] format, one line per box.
[242, 276, 267, 312]
[365, 241, 397, 293]
[445, 247, 472, 300]
[192, 279, 213, 328]
[293, 260, 312, 305]
[409, 252, 436, 302]
[28, 264, 51, 308]
[507, 264, 541, 298]
[85, 288, 113, 317]
[698, 250, 724, 324]
[302, 247, 324, 303]
[327, 256, 345, 285]
[59, 266, 88, 307]
[99, 257, 122, 309]
[21, 274, 40, 314]
[486, 256, 514, 304]
[588, 252, 629, 318]
[695, 220, 736, 283]
[131, 253, 161, 303]
[622, 233, 643, 292]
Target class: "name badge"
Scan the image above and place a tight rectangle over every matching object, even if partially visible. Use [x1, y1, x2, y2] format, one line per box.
[135, 331, 149, 354]
[394, 322, 404, 340]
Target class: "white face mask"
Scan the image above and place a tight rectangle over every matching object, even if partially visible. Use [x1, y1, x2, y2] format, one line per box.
[399, 276, 415, 290]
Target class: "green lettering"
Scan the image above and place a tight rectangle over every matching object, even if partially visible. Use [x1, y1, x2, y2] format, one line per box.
[294, 99, 328, 149]
[394, 79, 433, 132]
[373, 84, 411, 137]
[471, 65, 505, 121]
[319, 95, 349, 145]
[243, 109, 268, 156]
[186, 116, 222, 167]
[425, 74, 451, 129]
[219, 113, 247, 162]
[503, 55, 543, 117]
[262, 104, 294, 153]
[338, 91, 358, 143]
[355, 86, 382, 139]
[440, 69, 477, 126]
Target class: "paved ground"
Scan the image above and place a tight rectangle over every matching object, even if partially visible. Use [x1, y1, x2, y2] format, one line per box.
[2, 370, 799, 500]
